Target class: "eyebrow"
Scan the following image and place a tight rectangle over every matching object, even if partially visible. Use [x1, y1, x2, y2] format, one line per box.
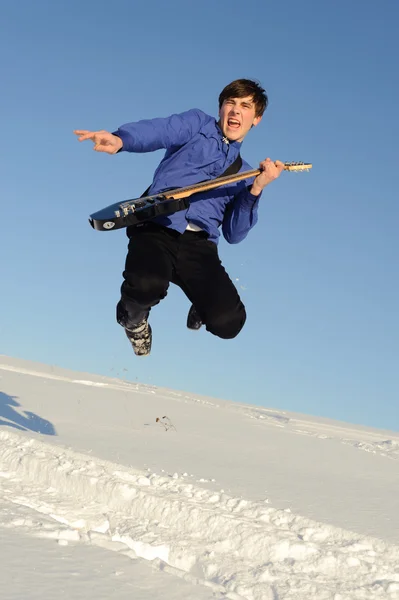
[226, 98, 254, 106]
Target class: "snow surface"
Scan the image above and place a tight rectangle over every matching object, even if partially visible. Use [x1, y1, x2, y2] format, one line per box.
[0, 355, 398, 599]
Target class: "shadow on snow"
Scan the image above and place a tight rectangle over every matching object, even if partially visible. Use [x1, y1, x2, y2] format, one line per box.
[0, 391, 56, 435]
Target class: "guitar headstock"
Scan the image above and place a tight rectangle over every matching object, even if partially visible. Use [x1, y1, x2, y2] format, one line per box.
[284, 162, 312, 172]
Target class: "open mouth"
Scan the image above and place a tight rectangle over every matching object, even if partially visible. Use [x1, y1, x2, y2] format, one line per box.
[227, 118, 241, 129]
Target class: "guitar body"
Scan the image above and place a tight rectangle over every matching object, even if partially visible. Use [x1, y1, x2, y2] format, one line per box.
[89, 194, 190, 231]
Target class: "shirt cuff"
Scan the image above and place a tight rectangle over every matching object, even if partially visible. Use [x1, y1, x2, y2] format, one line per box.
[111, 129, 132, 152]
[238, 188, 262, 210]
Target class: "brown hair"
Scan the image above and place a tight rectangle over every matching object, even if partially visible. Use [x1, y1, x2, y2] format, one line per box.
[219, 79, 268, 118]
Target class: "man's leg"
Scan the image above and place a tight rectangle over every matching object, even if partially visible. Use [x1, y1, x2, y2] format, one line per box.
[174, 231, 246, 339]
[117, 224, 177, 353]
[187, 303, 203, 330]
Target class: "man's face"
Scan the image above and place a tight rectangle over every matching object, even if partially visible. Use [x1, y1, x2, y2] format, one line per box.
[219, 95, 262, 142]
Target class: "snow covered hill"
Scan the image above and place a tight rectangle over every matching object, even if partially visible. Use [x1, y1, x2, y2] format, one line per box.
[0, 355, 398, 599]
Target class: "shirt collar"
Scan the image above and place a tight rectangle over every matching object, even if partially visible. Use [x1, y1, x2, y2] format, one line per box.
[216, 121, 242, 149]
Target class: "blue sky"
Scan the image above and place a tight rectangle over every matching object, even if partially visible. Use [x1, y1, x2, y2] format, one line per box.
[1, 0, 398, 431]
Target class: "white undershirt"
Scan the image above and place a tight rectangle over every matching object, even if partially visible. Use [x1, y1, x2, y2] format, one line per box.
[186, 222, 203, 232]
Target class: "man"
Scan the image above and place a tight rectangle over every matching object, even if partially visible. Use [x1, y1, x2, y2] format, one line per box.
[74, 79, 284, 357]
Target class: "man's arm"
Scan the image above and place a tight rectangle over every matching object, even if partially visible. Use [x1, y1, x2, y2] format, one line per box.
[222, 158, 284, 244]
[222, 186, 262, 244]
[74, 109, 209, 154]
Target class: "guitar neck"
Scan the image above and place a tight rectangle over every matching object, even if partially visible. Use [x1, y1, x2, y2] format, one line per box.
[160, 160, 312, 200]
[162, 168, 260, 200]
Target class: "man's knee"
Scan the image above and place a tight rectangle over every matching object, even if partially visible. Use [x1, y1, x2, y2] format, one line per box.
[205, 303, 246, 339]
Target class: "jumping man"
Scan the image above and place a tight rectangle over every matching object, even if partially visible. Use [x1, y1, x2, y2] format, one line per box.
[74, 79, 284, 356]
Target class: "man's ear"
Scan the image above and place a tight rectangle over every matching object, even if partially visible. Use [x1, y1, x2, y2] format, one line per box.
[250, 115, 262, 130]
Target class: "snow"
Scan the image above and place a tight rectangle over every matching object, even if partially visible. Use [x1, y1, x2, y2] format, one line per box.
[1, 521, 215, 600]
[0, 355, 398, 599]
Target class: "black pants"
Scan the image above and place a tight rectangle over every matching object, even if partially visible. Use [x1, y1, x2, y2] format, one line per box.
[116, 223, 246, 339]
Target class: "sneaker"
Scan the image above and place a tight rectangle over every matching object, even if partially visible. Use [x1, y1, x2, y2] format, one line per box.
[187, 305, 202, 330]
[125, 319, 152, 357]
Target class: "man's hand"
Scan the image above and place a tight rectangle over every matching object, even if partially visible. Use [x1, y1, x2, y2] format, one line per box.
[73, 129, 123, 154]
[250, 158, 285, 196]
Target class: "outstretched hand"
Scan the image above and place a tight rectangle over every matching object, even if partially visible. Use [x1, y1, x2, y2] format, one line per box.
[73, 129, 123, 154]
[250, 158, 285, 196]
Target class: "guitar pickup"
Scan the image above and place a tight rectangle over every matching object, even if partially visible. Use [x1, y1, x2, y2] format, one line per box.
[150, 195, 167, 204]
[134, 200, 146, 209]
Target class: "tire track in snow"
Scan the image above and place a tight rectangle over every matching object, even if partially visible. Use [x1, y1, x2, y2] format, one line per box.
[1, 429, 399, 600]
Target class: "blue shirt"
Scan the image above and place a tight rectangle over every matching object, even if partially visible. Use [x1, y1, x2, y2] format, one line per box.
[113, 108, 261, 245]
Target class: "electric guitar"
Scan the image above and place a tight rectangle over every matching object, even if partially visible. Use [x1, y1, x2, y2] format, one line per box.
[89, 161, 312, 232]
